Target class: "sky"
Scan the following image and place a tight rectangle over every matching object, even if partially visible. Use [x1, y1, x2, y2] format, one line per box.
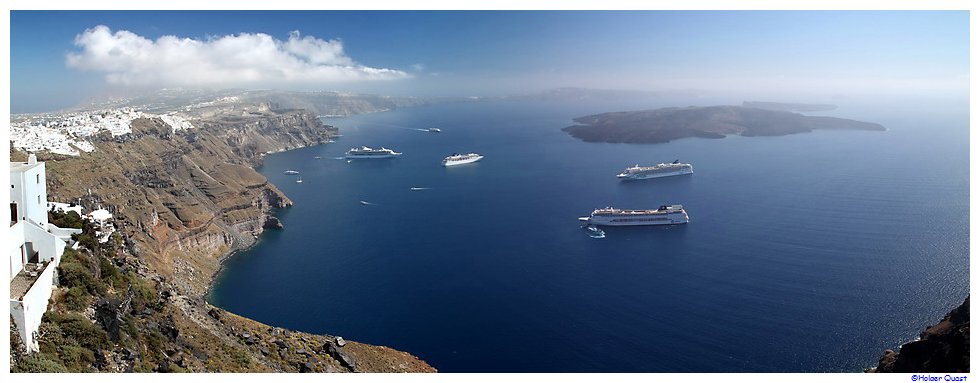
[9, 10, 970, 113]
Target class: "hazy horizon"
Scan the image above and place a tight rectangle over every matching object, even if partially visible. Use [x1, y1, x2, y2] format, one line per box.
[10, 10, 970, 113]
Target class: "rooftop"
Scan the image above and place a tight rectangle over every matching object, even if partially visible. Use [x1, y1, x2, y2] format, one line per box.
[10, 161, 43, 173]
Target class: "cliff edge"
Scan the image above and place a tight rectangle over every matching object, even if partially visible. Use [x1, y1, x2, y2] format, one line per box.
[872, 297, 969, 373]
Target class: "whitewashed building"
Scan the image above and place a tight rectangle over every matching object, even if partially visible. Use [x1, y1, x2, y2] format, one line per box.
[9, 154, 80, 352]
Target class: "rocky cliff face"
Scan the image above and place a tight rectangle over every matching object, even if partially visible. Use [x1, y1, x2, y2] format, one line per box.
[43, 109, 332, 297]
[14, 108, 436, 372]
[873, 297, 969, 373]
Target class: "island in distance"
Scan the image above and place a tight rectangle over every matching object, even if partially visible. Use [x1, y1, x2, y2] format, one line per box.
[562, 105, 885, 144]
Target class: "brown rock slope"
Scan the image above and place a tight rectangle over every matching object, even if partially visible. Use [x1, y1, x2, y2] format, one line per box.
[11, 107, 435, 372]
[873, 297, 969, 373]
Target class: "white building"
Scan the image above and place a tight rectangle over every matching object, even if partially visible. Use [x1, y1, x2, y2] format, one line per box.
[85, 208, 116, 243]
[9, 154, 81, 352]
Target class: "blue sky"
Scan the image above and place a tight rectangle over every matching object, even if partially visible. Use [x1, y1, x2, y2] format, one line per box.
[10, 10, 970, 113]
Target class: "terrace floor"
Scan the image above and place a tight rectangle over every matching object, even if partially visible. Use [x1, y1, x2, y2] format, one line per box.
[10, 262, 48, 300]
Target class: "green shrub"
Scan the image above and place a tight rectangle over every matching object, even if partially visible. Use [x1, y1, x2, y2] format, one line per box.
[71, 233, 99, 251]
[99, 257, 126, 289]
[58, 261, 103, 296]
[12, 354, 69, 373]
[57, 345, 96, 371]
[64, 286, 91, 311]
[43, 312, 110, 351]
[49, 210, 84, 229]
[128, 272, 158, 312]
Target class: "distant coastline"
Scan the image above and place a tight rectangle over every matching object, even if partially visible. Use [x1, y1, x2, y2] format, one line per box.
[562, 105, 885, 144]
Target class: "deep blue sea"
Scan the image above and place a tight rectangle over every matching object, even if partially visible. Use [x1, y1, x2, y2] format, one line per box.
[209, 98, 969, 372]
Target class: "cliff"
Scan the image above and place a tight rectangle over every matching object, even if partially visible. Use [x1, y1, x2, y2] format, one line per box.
[872, 297, 970, 373]
[562, 105, 885, 144]
[10, 108, 436, 372]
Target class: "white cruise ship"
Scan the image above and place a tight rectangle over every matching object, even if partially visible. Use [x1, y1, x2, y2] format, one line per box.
[617, 160, 693, 180]
[579, 204, 689, 226]
[442, 153, 483, 166]
[345, 146, 402, 159]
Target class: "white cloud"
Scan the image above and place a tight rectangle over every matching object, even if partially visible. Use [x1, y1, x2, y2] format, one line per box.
[65, 25, 410, 87]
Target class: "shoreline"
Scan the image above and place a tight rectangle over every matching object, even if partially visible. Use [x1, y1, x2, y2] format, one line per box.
[201, 140, 325, 305]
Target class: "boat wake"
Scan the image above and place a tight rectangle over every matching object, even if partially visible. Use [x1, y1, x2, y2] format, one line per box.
[583, 224, 606, 239]
[359, 200, 378, 206]
[410, 187, 432, 191]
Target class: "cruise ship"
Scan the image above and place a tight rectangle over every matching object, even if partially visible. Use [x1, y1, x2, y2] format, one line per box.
[442, 153, 483, 166]
[579, 204, 689, 226]
[617, 160, 693, 180]
[345, 146, 402, 159]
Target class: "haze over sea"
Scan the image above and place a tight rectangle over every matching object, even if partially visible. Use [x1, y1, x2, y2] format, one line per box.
[210, 97, 968, 372]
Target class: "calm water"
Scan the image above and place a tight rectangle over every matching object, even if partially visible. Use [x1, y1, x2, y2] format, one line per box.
[210, 98, 969, 372]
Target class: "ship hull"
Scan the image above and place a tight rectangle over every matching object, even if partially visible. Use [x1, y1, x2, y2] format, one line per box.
[617, 167, 693, 180]
[346, 153, 401, 159]
[587, 215, 689, 226]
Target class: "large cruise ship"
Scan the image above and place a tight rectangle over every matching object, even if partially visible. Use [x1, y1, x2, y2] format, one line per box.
[345, 146, 402, 159]
[442, 153, 483, 166]
[617, 160, 693, 180]
[579, 204, 689, 226]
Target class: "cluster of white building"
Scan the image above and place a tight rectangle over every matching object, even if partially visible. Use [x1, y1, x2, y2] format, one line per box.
[10, 108, 196, 156]
[9, 154, 82, 352]
[181, 95, 241, 111]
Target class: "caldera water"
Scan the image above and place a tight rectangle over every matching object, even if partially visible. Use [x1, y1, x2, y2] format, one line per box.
[210, 98, 969, 372]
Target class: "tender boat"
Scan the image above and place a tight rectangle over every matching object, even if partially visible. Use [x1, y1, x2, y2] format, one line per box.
[584, 224, 606, 238]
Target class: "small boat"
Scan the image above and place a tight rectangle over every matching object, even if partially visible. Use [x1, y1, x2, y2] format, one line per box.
[314, 156, 322, 159]
[584, 224, 606, 239]
[359, 200, 371, 205]
[284, 170, 300, 175]
[296, 178, 303, 183]
[427, 127, 442, 133]
[410, 187, 429, 191]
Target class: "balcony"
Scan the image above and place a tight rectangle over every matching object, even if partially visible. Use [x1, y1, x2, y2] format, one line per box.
[10, 261, 49, 300]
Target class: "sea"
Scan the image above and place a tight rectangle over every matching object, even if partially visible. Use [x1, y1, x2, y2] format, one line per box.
[209, 97, 969, 372]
